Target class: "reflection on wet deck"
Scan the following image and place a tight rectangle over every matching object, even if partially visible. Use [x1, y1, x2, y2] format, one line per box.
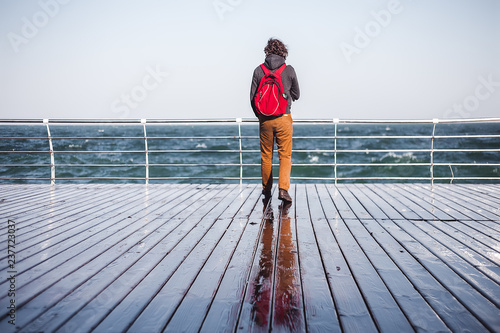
[0, 184, 499, 332]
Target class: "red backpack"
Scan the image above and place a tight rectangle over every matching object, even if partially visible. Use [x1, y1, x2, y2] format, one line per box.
[254, 64, 288, 116]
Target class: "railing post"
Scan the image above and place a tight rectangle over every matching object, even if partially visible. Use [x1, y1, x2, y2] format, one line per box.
[430, 118, 439, 186]
[334, 118, 339, 185]
[236, 118, 243, 185]
[43, 119, 55, 185]
[141, 119, 149, 185]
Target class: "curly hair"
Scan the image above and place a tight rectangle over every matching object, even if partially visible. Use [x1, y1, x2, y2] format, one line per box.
[264, 38, 288, 59]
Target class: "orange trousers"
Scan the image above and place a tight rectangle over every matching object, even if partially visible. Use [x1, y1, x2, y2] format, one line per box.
[259, 114, 293, 192]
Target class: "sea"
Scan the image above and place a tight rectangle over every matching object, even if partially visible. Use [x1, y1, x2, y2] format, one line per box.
[1, 121, 499, 184]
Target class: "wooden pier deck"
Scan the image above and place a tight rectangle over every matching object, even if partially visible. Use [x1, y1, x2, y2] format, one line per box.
[0, 183, 499, 332]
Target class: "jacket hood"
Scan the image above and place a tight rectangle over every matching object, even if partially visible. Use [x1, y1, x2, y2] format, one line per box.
[264, 54, 286, 71]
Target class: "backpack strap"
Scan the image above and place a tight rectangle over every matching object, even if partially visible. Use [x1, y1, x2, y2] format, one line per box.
[274, 63, 287, 76]
[260, 64, 270, 75]
[260, 63, 286, 75]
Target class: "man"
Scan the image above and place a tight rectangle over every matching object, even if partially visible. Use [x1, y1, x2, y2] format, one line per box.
[250, 38, 300, 202]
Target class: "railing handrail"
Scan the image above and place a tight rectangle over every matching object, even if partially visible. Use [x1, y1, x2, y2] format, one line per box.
[1, 117, 500, 124]
[1, 118, 499, 184]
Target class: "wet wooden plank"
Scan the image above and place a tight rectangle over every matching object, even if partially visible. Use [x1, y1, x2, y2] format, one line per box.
[374, 183, 439, 220]
[272, 197, 305, 332]
[465, 220, 500, 241]
[412, 220, 500, 284]
[0, 184, 68, 207]
[8, 185, 208, 331]
[443, 221, 500, 254]
[410, 184, 481, 220]
[335, 184, 372, 219]
[344, 219, 451, 332]
[304, 186, 378, 332]
[306, 185, 414, 332]
[2, 185, 186, 253]
[343, 184, 391, 220]
[319, 184, 355, 219]
[358, 184, 414, 219]
[200, 187, 267, 332]
[160, 187, 258, 332]
[2, 185, 213, 331]
[362, 219, 489, 332]
[467, 184, 500, 197]
[0, 184, 39, 200]
[427, 220, 500, 266]
[0, 185, 170, 290]
[393, 219, 500, 308]
[391, 184, 455, 220]
[378, 219, 500, 332]
[0, 185, 188, 290]
[1, 186, 115, 257]
[45, 185, 221, 333]
[237, 193, 279, 332]
[0, 186, 58, 214]
[451, 185, 500, 210]
[433, 185, 500, 220]
[1, 184, 134, 218]
[0, 185, 112, 232]
[439, 185, 500, 219]
[294, 185, 340, 333]
[91, 185, 241, 333]
[0, 186, 171, 268]
[21, 208, 196, 332]
[367, 184, 424, 220]
[85, 185, 240, 333]
[327, 216, 414, 332]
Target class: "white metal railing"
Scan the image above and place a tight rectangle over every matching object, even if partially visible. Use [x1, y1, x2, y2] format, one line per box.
[0, 118, 499, 184]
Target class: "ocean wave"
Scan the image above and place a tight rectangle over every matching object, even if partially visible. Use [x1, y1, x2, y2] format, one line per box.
[373, 152, 422, 164]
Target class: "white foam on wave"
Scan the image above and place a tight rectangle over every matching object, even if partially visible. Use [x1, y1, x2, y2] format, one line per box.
[308, 155, 320, 163]
[373, 152, 418, 163]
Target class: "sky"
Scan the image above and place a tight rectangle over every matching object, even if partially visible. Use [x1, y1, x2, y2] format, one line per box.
[1, 0, 499, 120]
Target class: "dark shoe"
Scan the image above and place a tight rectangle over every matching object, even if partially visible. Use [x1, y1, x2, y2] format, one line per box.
[278, 189, 292, 202]
[262, 189, 272, 199]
